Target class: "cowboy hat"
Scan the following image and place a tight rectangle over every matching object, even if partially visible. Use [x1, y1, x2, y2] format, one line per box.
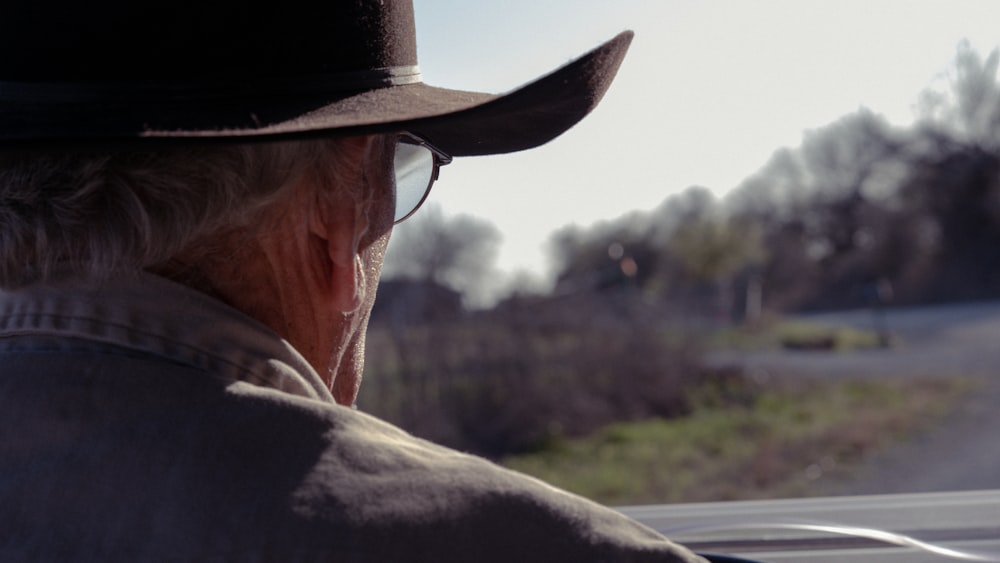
[0, 0, 632, 156]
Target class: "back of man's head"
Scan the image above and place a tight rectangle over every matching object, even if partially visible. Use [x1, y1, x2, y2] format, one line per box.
[0, 140, 353, 288]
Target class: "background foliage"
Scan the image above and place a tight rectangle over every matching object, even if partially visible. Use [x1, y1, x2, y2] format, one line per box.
[362, 44, 1000, 467]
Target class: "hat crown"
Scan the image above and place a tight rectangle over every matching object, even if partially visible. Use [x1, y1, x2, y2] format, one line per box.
[1, 0, 418, 81]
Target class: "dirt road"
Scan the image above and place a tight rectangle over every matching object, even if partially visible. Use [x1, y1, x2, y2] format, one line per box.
[707, 300, 1000, 495]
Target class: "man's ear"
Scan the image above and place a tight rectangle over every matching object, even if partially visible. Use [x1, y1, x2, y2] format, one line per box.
[303, 135, 379, 314]
[307, 193, 370, 314]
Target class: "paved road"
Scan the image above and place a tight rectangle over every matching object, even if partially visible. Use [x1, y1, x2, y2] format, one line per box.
[706, 300, 1000, 495]
[710, 300, 1000, 379]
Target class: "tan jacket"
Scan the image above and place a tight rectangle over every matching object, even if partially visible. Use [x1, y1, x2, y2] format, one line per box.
[0, 273, 703, 562]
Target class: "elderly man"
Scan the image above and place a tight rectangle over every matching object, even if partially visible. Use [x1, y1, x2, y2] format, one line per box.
[0, 1, 707, 561]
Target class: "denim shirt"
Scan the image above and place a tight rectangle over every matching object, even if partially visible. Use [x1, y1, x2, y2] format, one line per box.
[0, 272, 703, 562]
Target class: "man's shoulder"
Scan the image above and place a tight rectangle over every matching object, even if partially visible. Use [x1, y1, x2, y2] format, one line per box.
[223, 382, 702, 561]
[0, 351, 701, 562]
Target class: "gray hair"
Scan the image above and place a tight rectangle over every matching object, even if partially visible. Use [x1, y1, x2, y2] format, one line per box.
[0, 139, 350, 288]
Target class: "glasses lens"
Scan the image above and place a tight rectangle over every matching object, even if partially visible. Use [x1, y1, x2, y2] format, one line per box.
[394, 141, 434, 223]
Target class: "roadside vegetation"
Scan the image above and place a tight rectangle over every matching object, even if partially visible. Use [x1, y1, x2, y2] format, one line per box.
[502, 376, 971, 505]
[363, 300, 973, 503]
[361, 295, 703, 458]
[362, 295, 971, 505]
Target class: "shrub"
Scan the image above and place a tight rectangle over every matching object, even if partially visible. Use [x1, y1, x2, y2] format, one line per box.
[360, 293, 707, 457]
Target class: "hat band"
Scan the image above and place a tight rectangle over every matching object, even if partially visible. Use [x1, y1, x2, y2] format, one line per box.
[0, 65, 423, 103]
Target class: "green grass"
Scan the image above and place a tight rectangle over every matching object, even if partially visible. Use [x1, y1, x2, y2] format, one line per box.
[502, 376, 971, 505]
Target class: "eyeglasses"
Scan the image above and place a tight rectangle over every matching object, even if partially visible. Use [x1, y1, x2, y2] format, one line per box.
[393, 132, 452, 224]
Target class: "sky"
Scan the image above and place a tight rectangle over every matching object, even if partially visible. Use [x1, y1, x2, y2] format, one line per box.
[398, 1, 1000, 299]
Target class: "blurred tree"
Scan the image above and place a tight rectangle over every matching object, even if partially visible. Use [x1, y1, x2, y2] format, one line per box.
[897, 141, 1000, 301]
[668, 218, 764, 285]
[549, 211, 657, 294]
[897, 41, 1000, 301]
[726, 109, 908, 310]
[726, 148, 809, 222]
[668, 216, 766, 320]
[382, 204, 502, 308]
[918, 41, 1000, 150]
[548, 42, 1000, 313]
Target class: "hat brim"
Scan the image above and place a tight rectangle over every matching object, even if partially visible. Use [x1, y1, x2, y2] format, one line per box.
[1, 32, 632, 157]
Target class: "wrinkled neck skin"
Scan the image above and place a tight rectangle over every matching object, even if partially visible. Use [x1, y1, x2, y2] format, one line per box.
[153, 135, 395, 406]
